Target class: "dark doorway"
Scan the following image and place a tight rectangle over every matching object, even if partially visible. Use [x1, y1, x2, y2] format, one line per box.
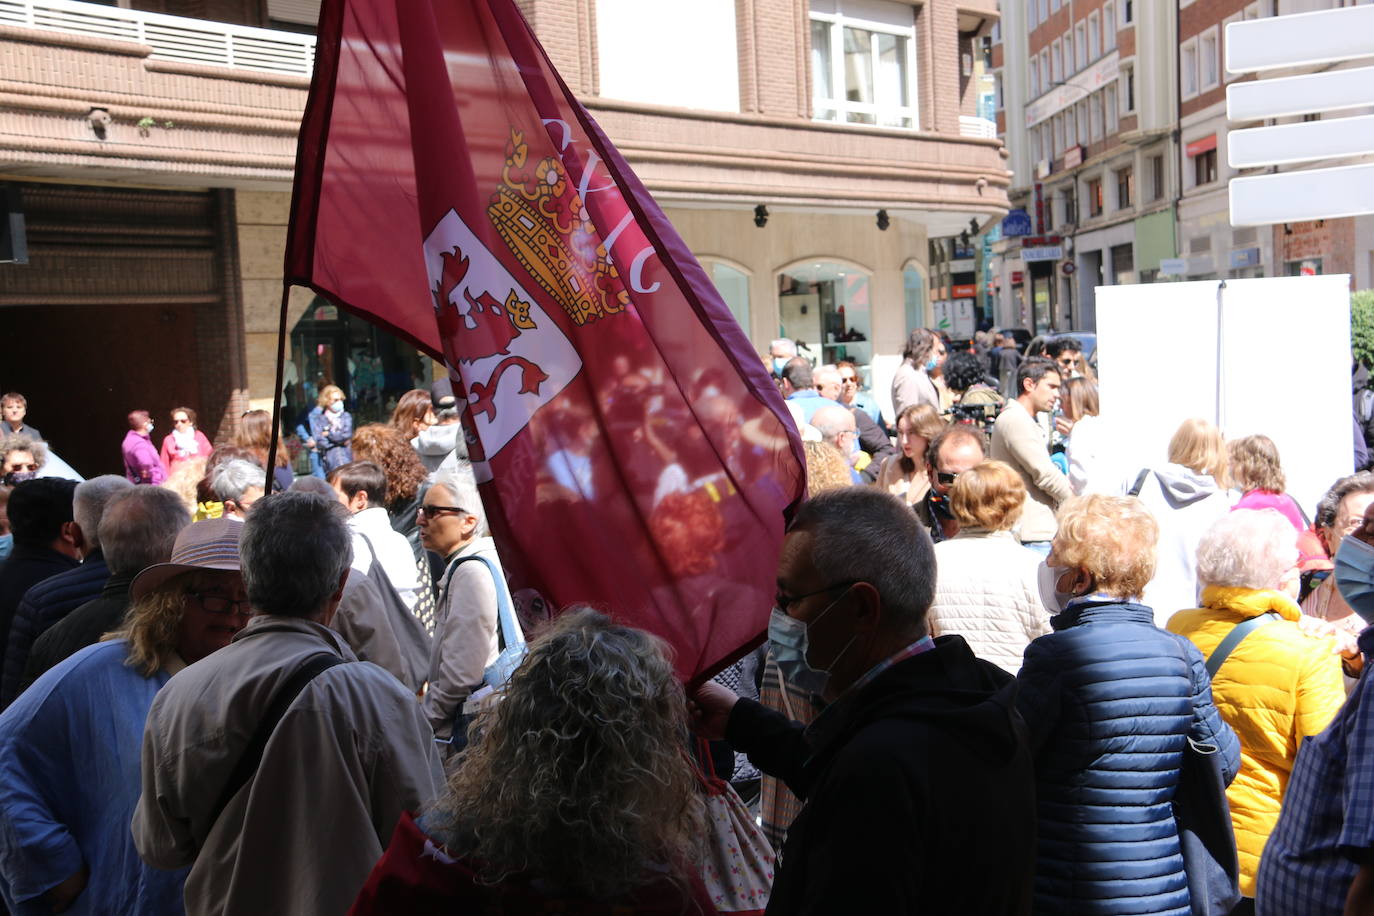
[2, 302, 203, 477]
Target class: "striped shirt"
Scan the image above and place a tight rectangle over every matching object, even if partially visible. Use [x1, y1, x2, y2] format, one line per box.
[1256, 625, 1374, 915]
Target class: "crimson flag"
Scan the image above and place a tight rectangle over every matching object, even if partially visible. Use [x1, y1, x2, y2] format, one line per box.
[284, 0, 806, 682]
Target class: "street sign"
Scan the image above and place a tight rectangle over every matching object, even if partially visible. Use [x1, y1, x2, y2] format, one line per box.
[1225, 5, 1374, 72]
[1230, 162, 1374, 226]
[1159, 258, 1187, 276]
[1002, 209, 1032, 237]
[1022, 246, 1063, 262]
[1226, 6, 1374, 226]
[1229, 114, 1374, 169]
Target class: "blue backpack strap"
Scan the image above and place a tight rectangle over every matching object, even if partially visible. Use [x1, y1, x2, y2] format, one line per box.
[1205, 612, 1281, 679]
[444, 553, 523, 653]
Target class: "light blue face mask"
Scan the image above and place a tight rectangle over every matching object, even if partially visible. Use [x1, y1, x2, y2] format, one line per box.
[772, 356, 789, 375]
[768, 586, 857, 697]
[1335, 534, 1374, 625]
[924, 357, 939, 372]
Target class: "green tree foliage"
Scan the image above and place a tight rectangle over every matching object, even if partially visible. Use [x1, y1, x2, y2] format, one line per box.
[1354, 290, 1374, 370]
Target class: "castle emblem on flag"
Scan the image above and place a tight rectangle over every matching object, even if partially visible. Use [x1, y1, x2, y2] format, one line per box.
[424, 207, 581, 463]
[487, 129, 630, 326]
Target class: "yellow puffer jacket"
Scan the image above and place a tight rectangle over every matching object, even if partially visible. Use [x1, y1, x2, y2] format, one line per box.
[1167, 587, 1346, 897]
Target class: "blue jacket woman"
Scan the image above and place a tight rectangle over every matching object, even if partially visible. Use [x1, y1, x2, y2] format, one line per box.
[1017, 494, 1240, 916]
[307, 385, 353, 473]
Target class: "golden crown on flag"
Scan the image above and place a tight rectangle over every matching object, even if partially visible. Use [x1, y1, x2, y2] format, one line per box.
[488, 129, 629, 327]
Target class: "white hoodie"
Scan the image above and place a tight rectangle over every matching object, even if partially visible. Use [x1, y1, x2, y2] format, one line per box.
[1131, 462, 1234, 626]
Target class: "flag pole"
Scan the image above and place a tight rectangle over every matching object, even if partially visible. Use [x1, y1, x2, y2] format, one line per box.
[264, 284, 291, 486]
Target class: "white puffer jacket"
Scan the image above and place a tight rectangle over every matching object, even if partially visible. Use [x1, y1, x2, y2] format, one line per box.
[928, 528, 1052, 674]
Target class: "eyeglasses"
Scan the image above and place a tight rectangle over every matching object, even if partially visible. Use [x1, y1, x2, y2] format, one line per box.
[418, 505, 467, 519]
[936, 470, 962, 487]
[187, 591, 251, 615]
[174, 417, 191, 425]
[775, 579, 860, 614]
[6, 463, 37, 472]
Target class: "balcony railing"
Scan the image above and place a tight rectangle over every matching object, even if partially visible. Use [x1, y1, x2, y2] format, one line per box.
[0, 0, 316, 76]
[959, 116, 998, 139]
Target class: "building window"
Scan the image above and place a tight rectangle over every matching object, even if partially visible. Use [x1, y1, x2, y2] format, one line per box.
[1122, 0, 1134, 25]
[1105, 84, 1119, 134]
[1063, 185, 1077, 226]
[1087, 177, 1103, 217]
[1075, 24, 1086, 71]
[1051, 40, 1063, 84]
[1181, 39, 1198, 99]
[1200, 28, 1219, 90]
[704, 260, 751, 334]
[1090, 92, 1104, 141]
[1038, 0, 1049, 24]
[994, 73, 1003, 110]
[1123, 66, 1135, 112]
[1222, 14, 1241, 82]
[1116, 167, 1134, 208]
[1148, 154, 1165, 201]
[1194, 148, 1218, 185]
[1088, 13, 1100, 62]
[811, 11, 919, 129]
[779, 261, 873, 366]
[1066, 105, 1078, 146]
[1105, 4, 1117, 49]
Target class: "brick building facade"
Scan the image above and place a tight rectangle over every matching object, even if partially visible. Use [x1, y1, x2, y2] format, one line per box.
[0, 0, 1009, 474]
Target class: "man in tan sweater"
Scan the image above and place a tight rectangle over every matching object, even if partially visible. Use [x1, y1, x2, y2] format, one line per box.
[990, 356, 1072, 553]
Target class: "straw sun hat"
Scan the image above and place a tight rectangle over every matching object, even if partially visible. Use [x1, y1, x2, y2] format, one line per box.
[130, 517, 244, 601]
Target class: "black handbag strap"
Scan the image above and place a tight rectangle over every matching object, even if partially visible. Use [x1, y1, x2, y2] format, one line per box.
[208, 651, 347, 829]
[1127, 468, 1152, 497]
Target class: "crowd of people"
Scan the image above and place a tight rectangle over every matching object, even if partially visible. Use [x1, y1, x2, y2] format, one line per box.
[0, 323, 1371, 916]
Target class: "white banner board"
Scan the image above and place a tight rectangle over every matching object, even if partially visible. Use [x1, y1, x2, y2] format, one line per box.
[1095, 275, 1352, 514]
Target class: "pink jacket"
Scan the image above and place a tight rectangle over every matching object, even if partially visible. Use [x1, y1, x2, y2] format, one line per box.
[159, 430, 214, 475]
[122, 430, 166, 485]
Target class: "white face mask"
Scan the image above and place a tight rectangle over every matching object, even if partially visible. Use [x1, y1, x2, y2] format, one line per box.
[1037, 562, 1078, 614]
[145, 422, 154, 433]
[768, 587, 857, 697]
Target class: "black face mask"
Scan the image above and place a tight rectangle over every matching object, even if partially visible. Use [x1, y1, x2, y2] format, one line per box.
[2, 470, 36, 486]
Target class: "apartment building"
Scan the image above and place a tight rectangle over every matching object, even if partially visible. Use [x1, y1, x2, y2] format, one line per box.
[991, 0, 1178, 332]
[991, 0, 1374, 339]
[0, 0, 1008, 475]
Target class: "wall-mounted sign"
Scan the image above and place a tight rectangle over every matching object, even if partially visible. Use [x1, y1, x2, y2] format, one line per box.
[1022, 246, 1064, 262]
[1025, 50, 1120, 127]
[1064, 145, 1084, 169]
[1229, 247, 1261, 269]
[1002, 209, 1033, 237]
[952, 283, 977, 297]
[1159, 258, 1188, 276]
[1061, 262, 1077, 275]
[1012, 271, 1025, 283]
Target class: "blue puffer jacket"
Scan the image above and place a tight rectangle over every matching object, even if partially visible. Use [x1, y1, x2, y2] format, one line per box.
[1016, 599, 1240, 916]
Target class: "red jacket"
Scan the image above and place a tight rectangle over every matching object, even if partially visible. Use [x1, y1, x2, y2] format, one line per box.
[350, 812, 717, 915]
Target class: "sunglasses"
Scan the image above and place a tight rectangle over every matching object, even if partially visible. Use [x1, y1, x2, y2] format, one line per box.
[187, 591, 252, 615]
[936, 471, 961, 487]
[418, 505, 467, 519]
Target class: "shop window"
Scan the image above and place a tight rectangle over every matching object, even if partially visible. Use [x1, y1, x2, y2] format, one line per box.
[1087, 177, 1103, 218]
[811, 7, 918, 129]
[778, 261, 873, 368]
[1194, 148, 1218, 186]
[703, 260, 751, 338]
[287, 297, 434, 438]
